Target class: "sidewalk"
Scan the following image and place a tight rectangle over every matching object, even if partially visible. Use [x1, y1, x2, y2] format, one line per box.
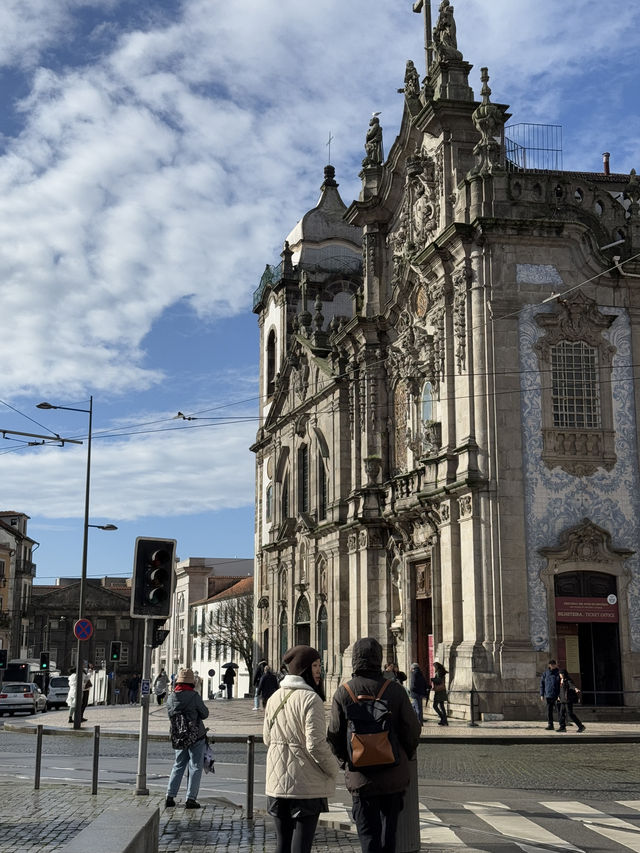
[8, 696, 640, 741]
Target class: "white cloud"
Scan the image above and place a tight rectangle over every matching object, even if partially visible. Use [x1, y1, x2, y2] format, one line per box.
[0, 415, 257, 519]
[0, 0, 637, 400]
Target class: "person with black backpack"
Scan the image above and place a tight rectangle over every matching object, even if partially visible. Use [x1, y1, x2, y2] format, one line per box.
[327, 637, 421, 853]
[165, 667, 209, 810]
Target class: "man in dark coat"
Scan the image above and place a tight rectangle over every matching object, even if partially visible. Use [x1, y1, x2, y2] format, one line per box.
[252, 659, 267, 710]
[540, 659, 561, 730]
[328, 637, 421, 853]
[223, 665, 236, 700]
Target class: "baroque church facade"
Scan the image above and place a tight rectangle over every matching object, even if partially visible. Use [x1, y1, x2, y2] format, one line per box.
[251, 1, 640, 718]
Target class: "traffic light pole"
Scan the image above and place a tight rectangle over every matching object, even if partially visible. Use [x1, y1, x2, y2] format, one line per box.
[135, 617, 152, 795]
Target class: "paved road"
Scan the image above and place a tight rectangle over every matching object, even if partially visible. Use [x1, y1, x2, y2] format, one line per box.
[3, 700, 640, 851]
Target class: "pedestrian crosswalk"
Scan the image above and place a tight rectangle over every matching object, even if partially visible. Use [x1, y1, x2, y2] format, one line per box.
[326, 798, 640, 851]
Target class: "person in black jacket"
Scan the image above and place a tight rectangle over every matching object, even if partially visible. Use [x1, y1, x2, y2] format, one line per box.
[409, 663, 429, 725]
[327, 637, 421, 853]
[557, 669, 585, 732]
[539, 659, 561, 730]
[257, 665, 279, 707]
[252, 659, 267, 710]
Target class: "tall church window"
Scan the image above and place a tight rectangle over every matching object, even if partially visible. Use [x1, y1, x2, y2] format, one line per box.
[281, 473, 289, 519]
[421, 381, 433, 422]
[266, 329, 277, 398]
[393, 380, 409, 474]
[279, 610, 288, 663]
[294, 596, 311, 646]
[298, 445, 309, 514]
[551, 341, 600, 429]
[265, 484, 273, 522]
[317, 604, 328, 663]
[318, 457, 327, 520]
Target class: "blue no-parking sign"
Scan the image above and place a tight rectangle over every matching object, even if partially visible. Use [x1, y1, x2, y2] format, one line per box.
[73, 618, 93, 641]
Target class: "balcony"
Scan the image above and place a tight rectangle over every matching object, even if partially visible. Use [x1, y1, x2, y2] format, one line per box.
[15, 559, 36, 577]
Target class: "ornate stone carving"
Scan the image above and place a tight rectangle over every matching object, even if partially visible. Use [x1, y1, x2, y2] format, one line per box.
[458, 494, 472, 518]
[539, 518, 634, 564]
[399, 59, 421, 100]
[440, 502, 450, 523]
[363, 231, 377, 280]
[471, 68, 505, 175]
[347, 533, 358, 552]
[387, 310, 437, 392]
[453, 265, 471, 372]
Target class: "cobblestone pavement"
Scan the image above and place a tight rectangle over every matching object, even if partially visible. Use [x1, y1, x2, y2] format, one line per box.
[0, 781, 360, 853]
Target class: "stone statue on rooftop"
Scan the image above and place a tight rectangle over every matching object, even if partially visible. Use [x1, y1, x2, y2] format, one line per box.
[363, 115, 383, 166]
[433, 0, 463, 61]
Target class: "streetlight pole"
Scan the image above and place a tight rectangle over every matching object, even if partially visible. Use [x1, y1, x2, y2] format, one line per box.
[36, 397, 116, 730]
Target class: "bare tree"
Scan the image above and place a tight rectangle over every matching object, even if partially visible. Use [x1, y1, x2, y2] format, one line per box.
[199, 594, 254, 677]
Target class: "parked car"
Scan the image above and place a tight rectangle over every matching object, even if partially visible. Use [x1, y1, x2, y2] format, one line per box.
[0, 682, 47, 715]
[46, 675, 70, 709]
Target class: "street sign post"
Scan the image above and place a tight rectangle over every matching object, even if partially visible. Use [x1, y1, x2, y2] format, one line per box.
[74, 619, 94, 641]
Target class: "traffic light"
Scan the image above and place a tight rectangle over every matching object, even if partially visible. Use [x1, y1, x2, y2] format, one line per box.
[109, 641, 122, 662]
[39, 651, 50, 671]
[131, 537, 176, 618]
[152, 620, 170, 649]
[0, 649, 7, 669]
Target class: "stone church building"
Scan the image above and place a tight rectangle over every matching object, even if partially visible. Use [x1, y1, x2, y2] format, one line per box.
[251, 1, 640, 718]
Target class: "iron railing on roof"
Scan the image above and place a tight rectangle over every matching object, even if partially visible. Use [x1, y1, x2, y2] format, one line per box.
[253, 255, 362, 310]
[505, 122, 563, 171]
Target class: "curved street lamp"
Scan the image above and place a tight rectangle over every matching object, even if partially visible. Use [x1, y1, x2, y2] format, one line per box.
[37, 397, 117, 729]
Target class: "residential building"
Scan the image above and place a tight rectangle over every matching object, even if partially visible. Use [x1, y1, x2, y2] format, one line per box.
[251, 4, 640, 717]
[0, 512, 38, 657]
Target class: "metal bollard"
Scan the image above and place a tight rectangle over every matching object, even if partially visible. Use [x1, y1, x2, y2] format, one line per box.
[34, 724, 43, 790]
[246, 735, 255, 820]
[395, 755, 420, 853]
[92, 726, 100, 794]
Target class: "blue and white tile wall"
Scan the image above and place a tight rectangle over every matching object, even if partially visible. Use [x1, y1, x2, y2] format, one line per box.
[519, 303, 640, 652]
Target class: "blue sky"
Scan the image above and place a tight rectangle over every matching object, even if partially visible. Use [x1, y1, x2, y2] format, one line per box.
[1, 0, 638, 584]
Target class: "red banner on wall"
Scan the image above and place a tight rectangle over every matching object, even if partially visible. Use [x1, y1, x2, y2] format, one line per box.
[555, 596, 618, 623]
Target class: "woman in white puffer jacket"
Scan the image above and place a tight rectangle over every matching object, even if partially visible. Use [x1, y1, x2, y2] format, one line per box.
[264, 644, 338, 853]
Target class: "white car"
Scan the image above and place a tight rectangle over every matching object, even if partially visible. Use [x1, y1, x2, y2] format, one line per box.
[0, 682, 47, 715]
[46, 675, 70, 709]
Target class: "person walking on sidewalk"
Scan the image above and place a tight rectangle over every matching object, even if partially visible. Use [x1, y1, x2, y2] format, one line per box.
[154, 669, 169, 705]
[253, 659, 267, 710]
[557, 669, 585, 733]
[257, 665, 279, 708]
[540, 659, 561, 730]
[223, 665, 236, 700]
[264, 645, 337, 853]
[431, 662, 448, 726]
[328, 637, 421, 853]
[409, 662, 429, 725]
[165, 667, 209, 810]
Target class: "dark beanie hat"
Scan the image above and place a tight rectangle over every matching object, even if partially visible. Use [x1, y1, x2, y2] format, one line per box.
[282, 645, 320, 676]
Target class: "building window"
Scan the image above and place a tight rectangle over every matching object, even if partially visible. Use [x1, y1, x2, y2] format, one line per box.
[265, 484, 273, 522]
[95, 643, 106, 663]
[119, 619, 130, 630]
[267, 329, 277, 398]
[551, 341, 600, 428]
[279, 610, 288, 663]
[298, 445, 309, 514]
[120, 644, 129, 665]
[317, 604, 328, 663]
[96, 619, 107, 630]
[294, 596, 311, 646]
[318, 459, 327, 521]
[0, 559, 5, 578]
[534, 293, 616, 476]
[421, 381, 433, 422]
[281, 473, 289, 519]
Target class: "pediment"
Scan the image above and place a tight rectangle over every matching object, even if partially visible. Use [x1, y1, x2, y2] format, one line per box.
[33, 581, 130, 614]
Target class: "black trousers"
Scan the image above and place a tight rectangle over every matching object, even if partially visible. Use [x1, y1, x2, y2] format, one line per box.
[271, 811, 319, 853]
[559, 701, 583, 729]
[352, 791, 404, 853]
[545, 697, 559, 726]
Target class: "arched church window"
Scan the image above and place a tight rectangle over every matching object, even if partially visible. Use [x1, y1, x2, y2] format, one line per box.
[267, 329, 277, 398]
[294, 595, 311, 646]
[551, 341, 600, 429]
[281, 472, 289, 519]
[421, 381, 433, 422]
[317, 604, 328, 663]
[318, 456, 327, 520]
[265, 484, 273, 522]
[298, 445, 309, 513]
[279, 610, 288, 663]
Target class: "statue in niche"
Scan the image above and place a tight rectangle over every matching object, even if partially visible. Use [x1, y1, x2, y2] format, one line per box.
[363, 115, 383, 166]
[433, 0, 463, 61]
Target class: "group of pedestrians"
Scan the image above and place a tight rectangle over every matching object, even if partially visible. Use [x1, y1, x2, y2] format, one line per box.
[407, 660, 449, 726]
[540, 658, 586, 732]
[165, 637, 421, 853]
